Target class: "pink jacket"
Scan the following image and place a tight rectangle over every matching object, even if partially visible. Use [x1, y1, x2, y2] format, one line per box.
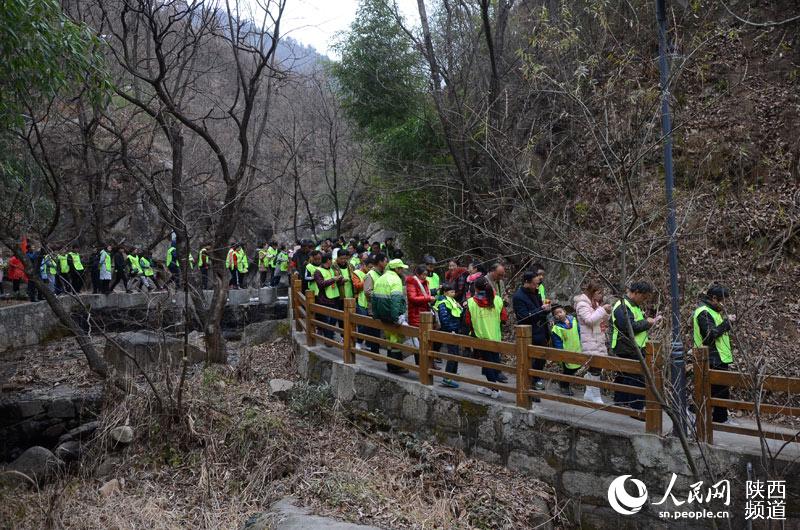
[573, 293, 610, 356]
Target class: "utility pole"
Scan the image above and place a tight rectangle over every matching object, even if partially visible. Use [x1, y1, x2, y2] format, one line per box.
[656, 0, 688, 436]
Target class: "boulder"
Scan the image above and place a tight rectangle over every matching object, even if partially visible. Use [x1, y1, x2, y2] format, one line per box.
[268, 379, 294, 400]
[58, 420, 100, 445]
[110, 425, 134, 446]
[99, 478, 121, 497]
[241, 320, 282, 346]
[103, 331, 205, 383]
[54, 441, 82, 462]
[4, 446, 63, 486]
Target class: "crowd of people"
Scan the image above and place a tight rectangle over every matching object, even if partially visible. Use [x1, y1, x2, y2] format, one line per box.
[289, 237, 737, 425]
[0, 234, 736, 423]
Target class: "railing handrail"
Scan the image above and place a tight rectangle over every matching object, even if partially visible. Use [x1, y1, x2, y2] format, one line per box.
[289, 274, 800, 444]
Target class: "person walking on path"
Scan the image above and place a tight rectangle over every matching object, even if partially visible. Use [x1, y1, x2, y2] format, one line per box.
[512, 270, 551, 394]
[406, 264, 436, 366]
[611, 281, 661, 411]
[445, 260, 469, 303]
[360, 253, 386, 354]
[465, 276, 507, 399]
[423, 255, 440, 296]
[99, 244, 113, 294]
[313, 253, 343, 339]
[68, 250, 84, 293]
[270, 244, 289, 287]
[7, 254, 26, 296]
[550, 304, 583, 396]
[574, 280, 612, 404]
[372, 258, 409, 374]
[692, 284, 737, 425]
[166, 243, 181, 289]
[25, 246, 41, 301]
[109, 246, 131, 293]
[434, 283, 465, 388]
[198, 246, 210, 290]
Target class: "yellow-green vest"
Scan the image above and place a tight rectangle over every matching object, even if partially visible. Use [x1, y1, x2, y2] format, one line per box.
[552, 316, 582, 369]
[127, 254, 142, 274]
[277, 251, 289, 272]
[611, 298, 648, 349]
[467, 295, 503, 342]
[693, 305, 732, 364]
[433, 295, 462, 318]
[428, 271, 440, 293]
[354, 269, 367, 308]
[140, 257, 154, 277]
[166, 247, 178, 268]
[68, 252, 84, 271]
[57, 254, 70, 274]
[306, 263, 319, 295]
[538, 284, 546, 301]
[318, 266, 340, 299]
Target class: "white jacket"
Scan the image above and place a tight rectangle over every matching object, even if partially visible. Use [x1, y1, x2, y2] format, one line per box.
[573, 293, 610, 356]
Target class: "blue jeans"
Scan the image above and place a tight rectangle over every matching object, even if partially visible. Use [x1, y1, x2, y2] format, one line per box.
[356, 305, 380, 353]
[479, 350, 502, 383]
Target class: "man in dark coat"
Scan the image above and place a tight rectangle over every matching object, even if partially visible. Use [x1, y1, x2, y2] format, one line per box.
[513, 269, 552, 393]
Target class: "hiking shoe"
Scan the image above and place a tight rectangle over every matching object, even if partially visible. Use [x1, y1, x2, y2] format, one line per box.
[441, 379, 460, 389]
[533, 380, 545, 391]
[477, 387, 493, 397]
[720, 418, 739, 426]
[497, 373, 509, 383]
[560, 386, 574, 397]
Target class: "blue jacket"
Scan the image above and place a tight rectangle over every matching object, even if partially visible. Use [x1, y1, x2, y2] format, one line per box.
[512, 286, 550, 344]
[435, 296, 463, 333]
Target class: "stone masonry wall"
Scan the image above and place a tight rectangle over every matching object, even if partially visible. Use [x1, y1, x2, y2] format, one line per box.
[292, 334, 800, 529]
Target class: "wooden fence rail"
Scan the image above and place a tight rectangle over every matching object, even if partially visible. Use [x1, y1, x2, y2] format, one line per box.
[291, 276, 800, 443]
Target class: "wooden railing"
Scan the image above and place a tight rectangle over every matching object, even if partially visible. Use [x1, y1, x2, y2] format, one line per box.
[693, 347, 800, 443]
[291, 277, 800, 443]
[291, 277, 663, 433]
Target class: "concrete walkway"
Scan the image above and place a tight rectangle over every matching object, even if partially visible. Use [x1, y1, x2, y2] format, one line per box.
[242, 497, 382, 530]
[309, 335, 800, 459]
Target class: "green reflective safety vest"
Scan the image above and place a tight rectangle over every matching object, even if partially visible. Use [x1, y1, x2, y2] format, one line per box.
[335, 265, 353, 298]
[428, 272, 440, 293]
[188, 253, 194, 270]
[305, 263, 319, 295]
[166, 247, 178, 268]
[538, 284, 546, 301]
[68, 252, 84, 271]
[317, 266, 340, 299]
[257, 248, 267, 269]
[353, 269, 367, 308]
[611, 299, 648, 349]
[198, 249, 209, 268]
[552, 316, 582, 369]
[42, 255, 57, 275]
[57, 254, 70, 274]
[349, 254, 361, 268]
[102, 251, 112, 273]
[127, 254, 142, 274]
[433, 295, 462, 318]
[277, 251, 289, 272]
[692, 305, 732, 364]
[237, 249, 248, 273]
[266, 247, 277, 267]
[467, 295, 503, 342]
[140, 257, 154, 277]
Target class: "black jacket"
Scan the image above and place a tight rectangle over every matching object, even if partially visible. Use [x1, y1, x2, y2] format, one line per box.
[695, 298, 732, 368]
[611, 296, 652, 359]
[513, 286, 550, 345]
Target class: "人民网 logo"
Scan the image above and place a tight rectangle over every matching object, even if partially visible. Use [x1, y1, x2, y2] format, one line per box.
[608, 475, 649, 515]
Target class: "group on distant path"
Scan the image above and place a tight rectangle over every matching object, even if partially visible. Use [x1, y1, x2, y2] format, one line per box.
[0, 234, 736, 424]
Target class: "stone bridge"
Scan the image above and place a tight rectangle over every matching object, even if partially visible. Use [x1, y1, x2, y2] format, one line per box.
[0, 287, 285, 353]
[291, 328, 800, 528]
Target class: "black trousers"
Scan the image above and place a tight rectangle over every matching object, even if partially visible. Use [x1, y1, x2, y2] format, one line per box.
[200, 267, 209, 290]
[711, 363, 730, 423]
[109, 271, 129, 293]
[69, 271, 84, 293]
[614, 372, 645, 410]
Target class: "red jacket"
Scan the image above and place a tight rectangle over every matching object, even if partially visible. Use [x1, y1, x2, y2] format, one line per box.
[405, 274, 433, 327]
[7, 256, 27, 281]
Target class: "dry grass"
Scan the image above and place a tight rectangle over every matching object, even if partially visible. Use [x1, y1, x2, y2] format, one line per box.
[0, 338, 558, 529]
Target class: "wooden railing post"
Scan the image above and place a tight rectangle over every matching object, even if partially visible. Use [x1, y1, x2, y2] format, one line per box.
[418, 312, 433, 385]
[694, 346, 713, 443]
[515, 325, 532, 408]
[343, 298, 356, 364]
[292, 276, 302, 331]
[305, 290, 316, 347]
[644, 342, 663, 435]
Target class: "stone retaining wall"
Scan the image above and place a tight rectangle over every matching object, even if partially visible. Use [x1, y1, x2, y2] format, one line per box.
[292, 333, 800, 529]
[0, 288, 280, 353]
